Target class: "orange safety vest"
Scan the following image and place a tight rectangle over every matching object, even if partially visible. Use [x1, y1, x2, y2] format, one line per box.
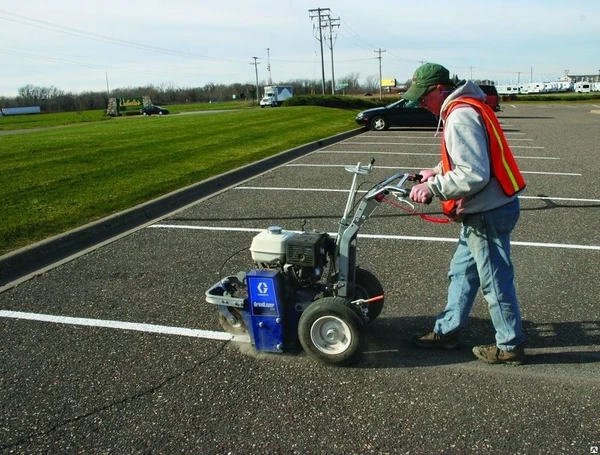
[440, 97, 526, 218]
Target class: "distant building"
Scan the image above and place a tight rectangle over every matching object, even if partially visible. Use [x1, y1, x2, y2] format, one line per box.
[564, 73, 600, 83]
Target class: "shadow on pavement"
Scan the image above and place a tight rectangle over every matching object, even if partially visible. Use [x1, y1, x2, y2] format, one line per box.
[357, 316, 600, 368]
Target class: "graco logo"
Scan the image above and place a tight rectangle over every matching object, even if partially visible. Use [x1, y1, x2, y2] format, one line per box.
[257, 282, 269, 294]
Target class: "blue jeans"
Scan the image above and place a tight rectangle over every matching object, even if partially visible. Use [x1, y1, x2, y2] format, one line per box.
[434, 198, 525, 350]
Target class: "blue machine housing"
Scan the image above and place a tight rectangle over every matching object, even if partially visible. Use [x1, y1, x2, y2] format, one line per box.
[246, 269, 299, 353]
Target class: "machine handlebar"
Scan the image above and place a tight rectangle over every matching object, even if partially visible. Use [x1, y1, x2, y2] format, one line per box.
[364, 172, 423, 200]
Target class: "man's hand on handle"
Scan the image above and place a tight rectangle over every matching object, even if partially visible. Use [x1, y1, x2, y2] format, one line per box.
[410, 169, 436, 204]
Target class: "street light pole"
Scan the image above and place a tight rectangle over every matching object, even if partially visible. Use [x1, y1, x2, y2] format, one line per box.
[266, 48, 272, 85]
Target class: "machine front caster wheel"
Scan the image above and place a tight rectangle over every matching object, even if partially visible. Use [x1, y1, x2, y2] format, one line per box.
[218, 308, 247, 335]
[298, 297, 365, 366]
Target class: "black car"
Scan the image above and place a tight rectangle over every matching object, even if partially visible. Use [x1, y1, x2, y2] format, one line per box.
[355, 99, 438, 131]
[140, 105, 169, 116]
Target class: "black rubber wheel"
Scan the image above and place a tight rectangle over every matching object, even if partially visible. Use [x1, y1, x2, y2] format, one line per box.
[298, 297, 365, 366]
[353, 268, 385, 322]
[370, 115, 389, 131]
[218, 308, 246, 334]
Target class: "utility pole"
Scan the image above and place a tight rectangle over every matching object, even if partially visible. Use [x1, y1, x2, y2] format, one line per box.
[530, 67, 533, 83]
[266, 48, 272, 85]
[374, 48, 386, 99]
[309, 7, 330, 94]
[324, 15, 339, 94]
[251, 57, 260, 104]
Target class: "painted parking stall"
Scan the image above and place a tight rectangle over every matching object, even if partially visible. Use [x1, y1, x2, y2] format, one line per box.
[1, 104, 598, 453]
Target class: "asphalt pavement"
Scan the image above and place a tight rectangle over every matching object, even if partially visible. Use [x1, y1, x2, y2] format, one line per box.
[1, 103, 599, 454]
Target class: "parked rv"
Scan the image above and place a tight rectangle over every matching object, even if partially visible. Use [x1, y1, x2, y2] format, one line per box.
[575, 81, 591, 93]
[496, 85, 521, 96]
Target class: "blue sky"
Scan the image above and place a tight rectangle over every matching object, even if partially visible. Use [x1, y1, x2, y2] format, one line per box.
[0, 0, 598, 97]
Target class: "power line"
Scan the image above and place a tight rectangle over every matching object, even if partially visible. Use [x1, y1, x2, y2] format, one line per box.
[331, 11, 379, 50]
[0, 9, 241, 64]
[0, 47, 227, 79]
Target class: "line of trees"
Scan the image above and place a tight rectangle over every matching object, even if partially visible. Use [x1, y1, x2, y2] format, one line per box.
[0, 72, 384, 113]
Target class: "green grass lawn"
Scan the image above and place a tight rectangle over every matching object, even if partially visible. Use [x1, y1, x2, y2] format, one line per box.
[0, 101, 253, 131]
[1, 106, 359, 255]
[0, 110, 111, 130]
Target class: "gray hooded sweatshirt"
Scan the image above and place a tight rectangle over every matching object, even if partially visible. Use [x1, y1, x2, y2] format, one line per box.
[425, 80, 520, 216]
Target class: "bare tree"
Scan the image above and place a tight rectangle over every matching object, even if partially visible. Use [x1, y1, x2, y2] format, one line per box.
[5, 76, 350, 113]
[365, 75, 379, 91]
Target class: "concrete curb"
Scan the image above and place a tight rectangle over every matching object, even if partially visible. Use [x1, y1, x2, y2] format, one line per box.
[0, 128, 365, 289]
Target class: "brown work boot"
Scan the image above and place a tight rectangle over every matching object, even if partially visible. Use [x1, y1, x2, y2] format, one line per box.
[412, 331, 459, 350]
[472, 344, 525, 365]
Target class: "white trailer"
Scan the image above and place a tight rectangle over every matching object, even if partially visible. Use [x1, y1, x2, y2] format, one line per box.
[574, 81, 591, 93]
[526, 83, 547, 94]
[496, 85, 521, 95]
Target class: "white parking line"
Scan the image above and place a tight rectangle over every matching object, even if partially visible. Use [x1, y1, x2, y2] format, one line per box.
[322, 150, 441, 156]
[286, 164, 579, 176]
[148, 225, 600, 251]
[348, 136, 436, 140]
[234, 186, 599, 203]
[337, 142, 544, 149]
[339, 138, 534, 142]
[510, 145, 545, 149]
[344, 142, 440, 146]
[359, 131, 527, 136]
[519, 171, 581, 176]
[0, 310, 250, 342]
[320, 150, 557, 159]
